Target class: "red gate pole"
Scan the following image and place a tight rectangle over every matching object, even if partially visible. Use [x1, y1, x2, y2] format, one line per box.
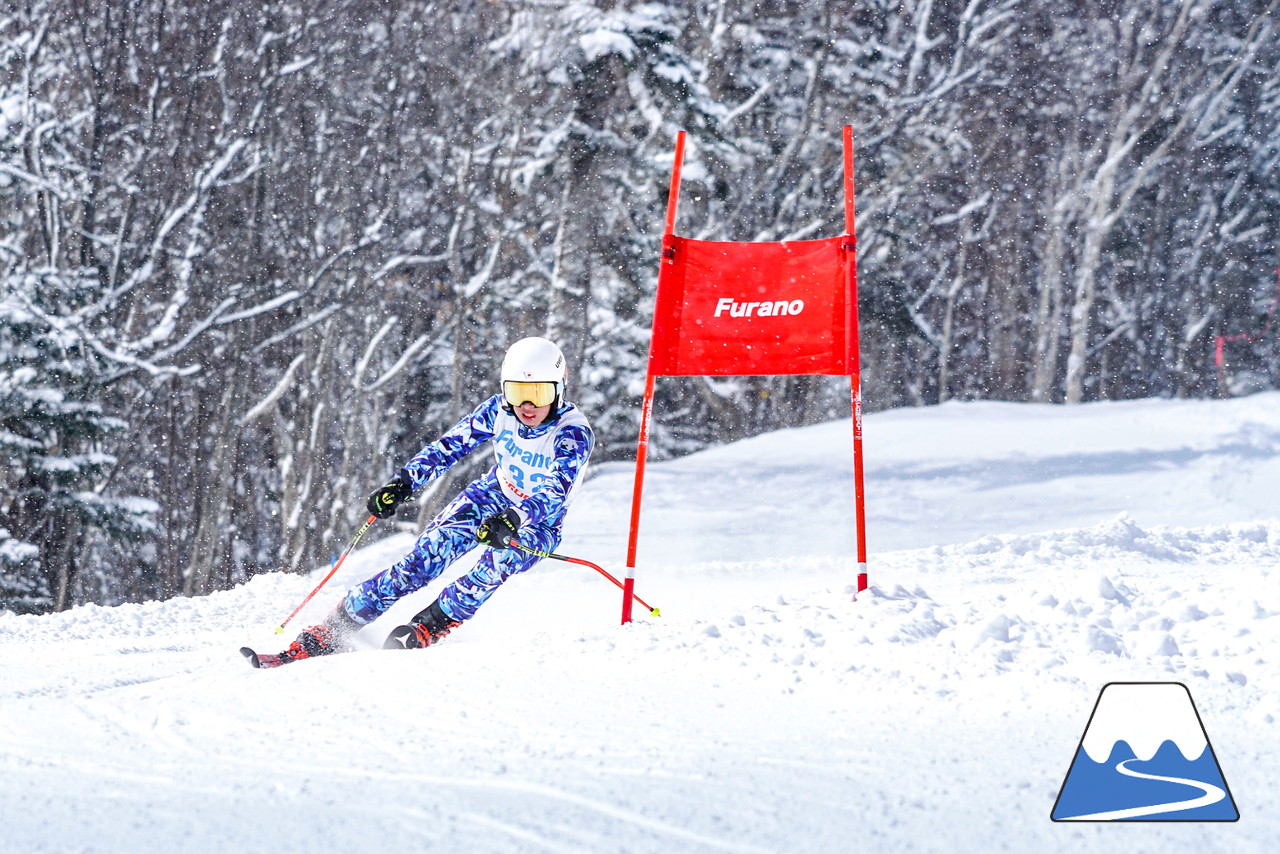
[623, 130, 686, 624]
[843, 125, 869, 596]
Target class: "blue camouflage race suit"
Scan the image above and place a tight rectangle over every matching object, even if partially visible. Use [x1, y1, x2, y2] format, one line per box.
[342, 394, 593, 624]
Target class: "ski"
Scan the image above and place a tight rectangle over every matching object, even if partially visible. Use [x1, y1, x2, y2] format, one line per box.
[383, 624, 417, 649]
[240, 646, 293, 669]
[241, 632, 413, 668]
[242, 608, 455, 666]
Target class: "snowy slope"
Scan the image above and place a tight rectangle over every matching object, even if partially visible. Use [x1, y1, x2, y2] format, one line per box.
[3, 394, 1280, 853]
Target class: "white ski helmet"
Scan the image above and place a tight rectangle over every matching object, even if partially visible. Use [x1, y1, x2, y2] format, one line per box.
[500, 337, 568, 412]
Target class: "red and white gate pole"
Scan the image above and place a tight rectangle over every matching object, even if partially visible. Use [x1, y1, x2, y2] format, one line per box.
[844, 125, 869, 596]
[622, 130, 686, 624]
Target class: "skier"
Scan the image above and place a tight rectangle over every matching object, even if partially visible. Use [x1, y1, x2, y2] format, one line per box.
[243, 337, 593, 668]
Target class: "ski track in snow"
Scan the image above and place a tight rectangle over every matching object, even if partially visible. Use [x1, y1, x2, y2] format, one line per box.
[4, 394, 1280, 851]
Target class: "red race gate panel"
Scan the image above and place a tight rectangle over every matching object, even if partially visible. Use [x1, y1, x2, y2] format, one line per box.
[648, 235, 853, 377]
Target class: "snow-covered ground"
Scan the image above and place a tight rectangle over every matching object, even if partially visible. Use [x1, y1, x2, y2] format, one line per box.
[3, 393, 1280, 853]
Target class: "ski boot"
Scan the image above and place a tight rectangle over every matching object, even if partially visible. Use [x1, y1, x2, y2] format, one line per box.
[241, 606, 362, 669]
[384, 599, 462, 650]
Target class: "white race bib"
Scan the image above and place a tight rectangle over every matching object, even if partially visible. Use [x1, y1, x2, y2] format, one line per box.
[491, 405, 590, 505]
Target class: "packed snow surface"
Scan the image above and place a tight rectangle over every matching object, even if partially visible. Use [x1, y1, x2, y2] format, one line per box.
[3, 394, 1280, 852]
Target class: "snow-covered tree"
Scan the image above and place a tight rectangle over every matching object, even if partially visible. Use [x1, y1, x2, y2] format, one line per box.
[0, 270, 155, 613]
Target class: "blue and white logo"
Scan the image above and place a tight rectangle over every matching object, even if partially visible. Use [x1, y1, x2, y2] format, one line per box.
[1051, 682, 1238, 822]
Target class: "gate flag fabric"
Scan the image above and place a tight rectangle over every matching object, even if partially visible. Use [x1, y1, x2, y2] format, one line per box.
[648, 235, 855, 377]
[621, 126, 868, 624]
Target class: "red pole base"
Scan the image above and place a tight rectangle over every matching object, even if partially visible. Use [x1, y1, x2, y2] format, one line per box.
[852, 568, 868, 602]
[621, 577, 636, 624]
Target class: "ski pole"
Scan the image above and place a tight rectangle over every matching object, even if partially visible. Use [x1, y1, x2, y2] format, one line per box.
[509, 539, 660, 617]
[274, 514, 377, 633]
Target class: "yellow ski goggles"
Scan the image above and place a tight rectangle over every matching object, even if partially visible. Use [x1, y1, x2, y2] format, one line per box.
[503, 380, 557, 408]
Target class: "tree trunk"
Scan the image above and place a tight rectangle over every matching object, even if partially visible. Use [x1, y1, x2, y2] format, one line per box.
[183, 367, 241, 596]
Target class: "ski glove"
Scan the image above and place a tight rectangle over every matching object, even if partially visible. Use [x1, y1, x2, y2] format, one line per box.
[367, 471, 413, 519]
[476, 508, 521, 549]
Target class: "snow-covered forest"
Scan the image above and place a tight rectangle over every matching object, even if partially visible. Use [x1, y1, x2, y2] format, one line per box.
[3, 0, 1280, 614]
